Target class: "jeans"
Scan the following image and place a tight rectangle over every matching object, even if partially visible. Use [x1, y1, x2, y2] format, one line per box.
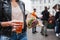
[32, 26, 36, 33]
[0, 32, 27, 40]
[55, 21, 60, 33]
[11, 32, 27, 40]
[0, 35, 10, 40]
[41, 20, 48, 35]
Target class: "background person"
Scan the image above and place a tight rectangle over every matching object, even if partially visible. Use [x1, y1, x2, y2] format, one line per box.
[41, 6, 50, 36]
[55, 7, 60, 37]
[31, 8, 38, 34]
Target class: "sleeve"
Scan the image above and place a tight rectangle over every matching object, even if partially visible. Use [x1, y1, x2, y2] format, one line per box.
[21, 1, 27, 32]
[0, 0, 3, 31]
[32, 12, 39, 19]
[55, 12, 59, 21]
[0, 0, 5, 28]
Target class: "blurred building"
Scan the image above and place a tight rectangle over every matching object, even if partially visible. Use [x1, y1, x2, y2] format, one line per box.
[31, 0, 60, 16]
[21, 0, 60, 16]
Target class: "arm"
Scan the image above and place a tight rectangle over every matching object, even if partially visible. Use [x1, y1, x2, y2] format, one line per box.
[55, 12, 59, 21]
[0, 1, 19, 27]
[35, 15, 39, 19]
[32, 12, 39, 19]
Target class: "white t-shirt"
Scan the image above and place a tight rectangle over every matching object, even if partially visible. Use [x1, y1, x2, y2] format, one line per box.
[11, 4, 24, 22]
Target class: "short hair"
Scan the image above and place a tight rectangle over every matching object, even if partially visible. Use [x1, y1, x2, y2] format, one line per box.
[33, 8, 36, 10]
[45, 6, 47, 9]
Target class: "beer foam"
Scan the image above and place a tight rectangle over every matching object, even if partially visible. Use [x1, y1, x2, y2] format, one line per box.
[11, 19, 24, 22]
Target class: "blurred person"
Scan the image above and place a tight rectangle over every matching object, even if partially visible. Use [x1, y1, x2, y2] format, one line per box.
[41, 6, 50, 36]
[0, 0, 27, 40]
[31, 8, 39, 34]
[55, 7, 60, 37]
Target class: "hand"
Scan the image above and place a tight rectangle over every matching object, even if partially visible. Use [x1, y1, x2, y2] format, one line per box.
[40, 15, 43, 19]
[1, 21, 20, 27]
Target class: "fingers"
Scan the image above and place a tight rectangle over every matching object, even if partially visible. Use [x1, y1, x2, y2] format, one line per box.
[14, 24, 20, 26]
[12, 23, 20, 26]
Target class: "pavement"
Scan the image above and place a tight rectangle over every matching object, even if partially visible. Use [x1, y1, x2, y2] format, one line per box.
[27, 27, 60, 40]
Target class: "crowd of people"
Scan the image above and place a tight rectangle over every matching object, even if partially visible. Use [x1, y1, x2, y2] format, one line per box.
[26, 6, 60, 37]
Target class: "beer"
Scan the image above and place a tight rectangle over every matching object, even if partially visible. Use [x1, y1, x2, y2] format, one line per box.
[12, 20, 24, 34]
[16, 22, 23, 34]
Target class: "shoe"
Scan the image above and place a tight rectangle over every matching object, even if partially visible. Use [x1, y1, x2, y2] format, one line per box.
[45, 34, 48, 37]
[35, 31, 38, 32]
[56, 33, 59, 37]
[32, 32, 35, 34]
[32, 31, 38, 34]
[34, 31, 38, 33]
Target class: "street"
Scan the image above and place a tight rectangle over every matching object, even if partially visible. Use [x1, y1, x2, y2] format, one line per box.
[27, 27, 60, 40]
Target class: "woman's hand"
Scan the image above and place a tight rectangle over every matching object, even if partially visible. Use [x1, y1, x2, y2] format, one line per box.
[1, 21, 20, 27]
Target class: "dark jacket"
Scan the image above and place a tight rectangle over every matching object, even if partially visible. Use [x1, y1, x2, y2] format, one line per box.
[0, 1, 27, 37]
[0, 0, 2, 35]
[55, 11, 60, 22]
[41, 10, 50, 21]
[55, 11, 60, 33]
